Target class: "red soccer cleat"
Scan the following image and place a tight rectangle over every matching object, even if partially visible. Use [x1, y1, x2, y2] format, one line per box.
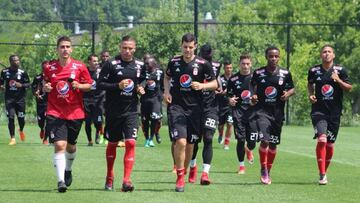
[200, 172, 211, 185]
[19, 131, 25, 141]
[188, 165, 197, 183]
[104, 176, 114, 191]
[238, 166, 246, 175]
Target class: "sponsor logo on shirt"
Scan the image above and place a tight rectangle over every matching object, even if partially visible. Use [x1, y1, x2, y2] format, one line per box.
[179, 74, 192, 88]
[241, 90, 251, 103]
[9, 80, 17, 90]
[264, 86, 277, 102]
[321, 84, 334, 100]
[123, 79, 134, 93]
[147, 80, 156, 90]
[56, 81, 70, 97]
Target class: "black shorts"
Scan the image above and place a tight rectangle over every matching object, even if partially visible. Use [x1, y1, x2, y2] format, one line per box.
[256, 114, 283, 145]
[311, 115, 340, 143]
[203, 110, 219, 132]
[233, 109, 258, 144]
[5, 101, 25, 119]
[218, 108, 233, 125]
[105, 113, 138, 142]
[141, 97, 162, 120]
[84, 102, 104, 124]
[167, 104, 201, 144]
[46, 116, 83, 145]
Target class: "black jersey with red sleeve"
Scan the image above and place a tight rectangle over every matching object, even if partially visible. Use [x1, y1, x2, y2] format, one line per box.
[0, 67, 30, 102]
[308, 64, 350, 117]
[251, 66, 294, 119]
[166, 56, 215, 109]
[227, 72, 253, 111]
[98, 56, 145, 117]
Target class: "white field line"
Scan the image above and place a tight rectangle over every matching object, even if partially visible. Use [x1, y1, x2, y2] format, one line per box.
[280, 148, 360, 167]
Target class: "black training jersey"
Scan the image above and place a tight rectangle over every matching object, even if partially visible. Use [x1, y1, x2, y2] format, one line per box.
[0, 67, 30, 102]
[98, 56, 145, 116]
[141, 67, 164, 102]
[202, 60, 221, 111]
[227, 72, 253, 111]
[166, 55, 215, 109]
[83, 67, 105, 103]
[308, 64, 350, 117]
[218, 74, 232, 111]
[251, 66, 294, 119]
[31, 73, 48, 104]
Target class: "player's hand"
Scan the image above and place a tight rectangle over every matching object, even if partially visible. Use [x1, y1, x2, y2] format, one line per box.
[331, 70, 340, 83]
[164, 92, 172, 104]
[191, 81, 203, 91]
[137, 86, 145, 95]
[43, 82, 53, 92]
[251, 94, 258, 105]
[0, 85, 4, 90]
[119, 79, 130, 90]
[229, 96, 238, 106]
[35, 90, 43, 100]
[280, 90, 291, 101]
[309, 95, 317, 104]
[71, 80, 81, 90]
[15, 81, 22, 88]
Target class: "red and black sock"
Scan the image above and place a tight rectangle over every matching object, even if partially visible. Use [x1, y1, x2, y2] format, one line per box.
[325, 143, 334, 172]
[123, 139, 136, 183]
[106, 142, 118, 178]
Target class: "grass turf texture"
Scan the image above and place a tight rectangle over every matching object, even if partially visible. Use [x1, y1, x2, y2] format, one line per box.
[0, 124, 359, 202]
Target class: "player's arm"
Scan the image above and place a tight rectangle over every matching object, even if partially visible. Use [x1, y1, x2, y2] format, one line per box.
[97, 61, 119, 90]
[192, 61, 218, 91]
[227, 80, 238, 106]
[0, 70, 5, 90]
[307, 69, 317, 103]
[163, 74, 172, 104]
[20, 71, 31, 88]
[280, 71, 296, 101]
[331, 70, 352, 92]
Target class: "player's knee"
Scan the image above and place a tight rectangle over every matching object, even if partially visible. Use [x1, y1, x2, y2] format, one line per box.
[317, 134, 327, 143]
[326, 143, 334, 147]
[247, 142, 256, 150]
[203, 136, 213, 145]
[269, 143, 277, 150]
[125, 139, 136, 148]
[260, 141, 269, 148]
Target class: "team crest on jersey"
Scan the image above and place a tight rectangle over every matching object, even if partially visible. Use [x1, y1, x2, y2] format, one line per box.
[241, 90, 251, 102]
[279, 77, 284, 85]
[56, 81, 70, 95]
[9, 80, 16, 87]
[147, 80, 156, 90]
[193, 67, 198, 75]
[180, 74, 192, 88]
[321, 84, 334, 98]
[123, 79, 135, 93]
[265, 86, 277, 99]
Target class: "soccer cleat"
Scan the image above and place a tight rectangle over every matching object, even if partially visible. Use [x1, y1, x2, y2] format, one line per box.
[217, 135, 223, 144]
[64, 170, 73, 187]
[260, 168, 270, 185]
[224, 145, 230, 150]
[42, 139, 49, 145]
[88, 141, 93, 146]
[246, 147, 254, 164]
[319, 174, 328, 185]
[57, 181, 67, 193]
[148, 140, 155, 147]
[104, 176, 114, 191]
[121, 181, 134, 192]
[144, 139, 150, 147]
[155, 134, 162, 144]
[19, 131, 25, 141]
[95, 136, 100, 144]
[238, 166, 246, 175]
[39, 130, 45, 139]
[99, 135, 105, 144]
[200, 172, 211, 185]
[175, 176, 185, 192]
[188, 166, 197, 183]
[118, 141, 125, 148]
[8, 138, 16, 146]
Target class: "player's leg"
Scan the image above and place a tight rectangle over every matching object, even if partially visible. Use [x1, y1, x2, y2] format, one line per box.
[37, 103, 46, 140]
[234, 114, 246, 174]
[6, 103, 16, 145]
[200, 128, 214, 185]
[188, 141, 198, 183]
[312, 116, 328, 185]
[84, 103, 93, 146]
[257, 117, 272, 185]
[16, 102, 26, 141]
[223, 114, 233, 149]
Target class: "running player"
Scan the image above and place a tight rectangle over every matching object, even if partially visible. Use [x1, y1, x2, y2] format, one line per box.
[98, 35, 145, 192]
[227, 54, 256, 174]
[164, 34, 217, 192]
[251, 46, 295, 185]
[307, 44, 352, 185]
[140, 56, 164, 147]
[83, 54, 105, 146]
[31, 60, 49, 144]
[43, 36, 92, 192]
[188, 44, 221, 185]
[0, 55, 30, 145]
[217, 59, 233, 149]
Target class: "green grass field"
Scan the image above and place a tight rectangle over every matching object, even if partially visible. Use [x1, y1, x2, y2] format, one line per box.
[0, 124, 359, 203]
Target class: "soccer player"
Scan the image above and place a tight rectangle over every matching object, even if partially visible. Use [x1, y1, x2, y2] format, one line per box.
[251, 46, 295, 185]
[307, 45, 352, 185]
[164, 33, 217, 192]
[31, 60, 49, 144]
[98, 35, 145, 192]
[188, 44, 221, 185]
[0, 54, 30, 145]
[98, 50, 110, 144]
[83, 54, 105, 146]
[227, 54, 257, 174]
[140, 56, 164, 147]
[217, 60, 234, 149]
[100, 50, 111, 67]
[43, 36, 92, 192]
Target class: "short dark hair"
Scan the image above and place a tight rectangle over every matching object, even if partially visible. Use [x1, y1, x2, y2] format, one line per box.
[57, 36, 72, 47]
[265, 46, 280, 56]
[321, 44, 334, 52]
[239, 53, 251, 61]
[41, 60, 49, 69]
[223, 58, 232, 66]
[199, 44, 213, 58]
[9, 54, 18, 62]
[87, 54, 98, 61]
[121, 35, 136, 43]
[181, 33, 196, 44]
[101, 50, 110, 55]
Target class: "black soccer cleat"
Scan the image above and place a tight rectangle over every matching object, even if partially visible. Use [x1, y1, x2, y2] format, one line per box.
[155, 134, 162, 144]
[175, 186, 184, 192]
[57, 181, 67, 193]
[121, 181, 134, 192]
[64, 170, 72, 187]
